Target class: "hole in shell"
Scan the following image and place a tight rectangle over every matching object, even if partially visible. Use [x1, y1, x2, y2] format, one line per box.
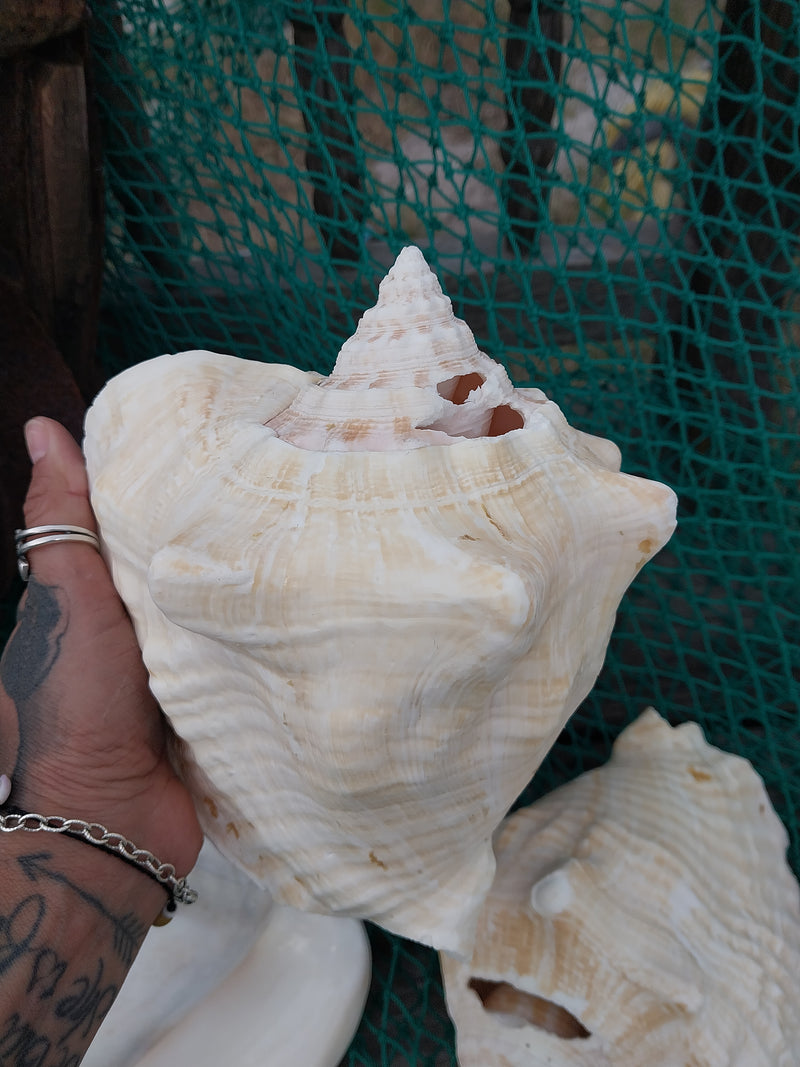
[437, 372, 486, 404]
[423, 372, 524, 439]
[487, 404, 524, 436]
[468, 978, 591, 1039]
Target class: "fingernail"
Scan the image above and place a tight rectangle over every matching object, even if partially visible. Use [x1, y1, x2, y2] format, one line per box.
[24, 418, 48, 463]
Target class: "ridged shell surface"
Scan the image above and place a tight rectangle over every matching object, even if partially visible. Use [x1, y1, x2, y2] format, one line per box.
[441, 708, 800, 1064]
[83, 247, 676, 954]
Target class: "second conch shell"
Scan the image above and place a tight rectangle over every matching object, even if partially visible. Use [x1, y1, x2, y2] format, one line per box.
[441, 709, 800, 1064]
[83, 247, 676, 954]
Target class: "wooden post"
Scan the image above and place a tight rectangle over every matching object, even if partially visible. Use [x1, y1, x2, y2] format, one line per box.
[501, 0, 564, 251]
[0, 19, 104, 398]
[289, 7, 364, 261]
[0, 6, 103, 594]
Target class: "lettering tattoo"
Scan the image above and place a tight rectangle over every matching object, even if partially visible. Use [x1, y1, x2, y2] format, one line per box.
[0, 895, 66, 1000]
[0, 895, 46, 976]
[53, 957, 117, 1045]
[0, 1012, 54, 1067]
[0, 856, 135, 1065]
[0, 544, 154, 1061]
[27, 950, 67, 1001]
[0, 1012, 83, 1067]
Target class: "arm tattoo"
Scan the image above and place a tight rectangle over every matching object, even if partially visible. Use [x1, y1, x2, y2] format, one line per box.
[53, 956, 117, 1045]
[17, 853, 146, 966]
[0, 852, 134, 1066]
[1, 581, 66, 706]
[0, 579, 68, 788]
[0, 895, 46, 975]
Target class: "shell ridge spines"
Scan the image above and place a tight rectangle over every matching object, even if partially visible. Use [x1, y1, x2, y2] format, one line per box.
[441, 709, 800, 1064]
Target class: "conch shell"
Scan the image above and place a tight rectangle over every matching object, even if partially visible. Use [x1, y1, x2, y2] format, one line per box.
[83, 247, 676, 954]
[441, 708, 800, 1064]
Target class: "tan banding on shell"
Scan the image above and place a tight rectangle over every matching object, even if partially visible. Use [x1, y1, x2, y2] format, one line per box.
[441, 709, 800, 1064]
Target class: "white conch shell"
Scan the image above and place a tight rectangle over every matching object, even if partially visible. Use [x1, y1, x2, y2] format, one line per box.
[83, 247, 676, 954]
[441, 708, 800, 1065]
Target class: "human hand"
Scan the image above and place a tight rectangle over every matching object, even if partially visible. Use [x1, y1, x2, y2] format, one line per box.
[0, 417, 202, 879]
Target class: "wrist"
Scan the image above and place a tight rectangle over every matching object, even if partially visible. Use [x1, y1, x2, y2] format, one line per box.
[0, 808, 198, 924]
[4, 765, 203, 882]
[0, 821, 169, 932]
[0, 829, 163, 1060]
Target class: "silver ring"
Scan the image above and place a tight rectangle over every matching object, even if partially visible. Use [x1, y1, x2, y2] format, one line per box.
[14, 525, 101, 582]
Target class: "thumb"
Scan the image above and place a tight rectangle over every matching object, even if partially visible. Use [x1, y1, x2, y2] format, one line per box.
[19, 418, 105, 586]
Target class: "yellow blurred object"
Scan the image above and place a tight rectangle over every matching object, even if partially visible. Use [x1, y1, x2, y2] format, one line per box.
[592, 65, 712, 220]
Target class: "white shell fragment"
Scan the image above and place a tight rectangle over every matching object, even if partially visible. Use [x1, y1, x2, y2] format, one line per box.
[83, 247, 676, 954]
[441, 709, 800, 1065]
[85, 841, 370, 1067]
[84, 840, 271, 1066]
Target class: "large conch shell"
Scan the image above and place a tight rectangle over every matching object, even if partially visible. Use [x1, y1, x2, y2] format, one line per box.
[83, 247, 676, 954]
[441, 708, 800, 1064]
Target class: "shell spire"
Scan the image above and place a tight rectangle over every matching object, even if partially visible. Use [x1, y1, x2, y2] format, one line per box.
[266, 246, 524, 450]
[330, 245, 482, 390]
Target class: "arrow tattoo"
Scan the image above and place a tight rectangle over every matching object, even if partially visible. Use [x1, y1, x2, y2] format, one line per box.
[17, 852, 147, 966]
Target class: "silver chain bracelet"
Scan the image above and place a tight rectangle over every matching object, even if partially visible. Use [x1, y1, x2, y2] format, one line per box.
[0, 801, 198, 922]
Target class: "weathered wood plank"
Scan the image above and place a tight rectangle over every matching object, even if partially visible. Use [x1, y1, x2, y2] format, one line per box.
[0, 0, 84, 57]
[501, 0, 564, 251]
[289, 7, 364, 261]
[0, 19, 104, 398]
[0, 275, 86, 596]
[0, 13, 103, 594]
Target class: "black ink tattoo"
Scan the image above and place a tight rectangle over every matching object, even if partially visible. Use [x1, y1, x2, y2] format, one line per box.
[17, 853, 146, 967]
[0, 580, 68, 790]
[0, 581, 66, 706]
[0, 895, 46, 976]
[0, 863, 125, 1066]
[0, 1011, 51, 1066]
[54, 957, 117, 1044]
[27, 949, 68, 1000]
[0, 892, 70, 1003]
[0, 1012, 83, 1067]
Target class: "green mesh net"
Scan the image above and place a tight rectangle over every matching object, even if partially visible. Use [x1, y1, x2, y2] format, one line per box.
[11, 0, 800, 1062]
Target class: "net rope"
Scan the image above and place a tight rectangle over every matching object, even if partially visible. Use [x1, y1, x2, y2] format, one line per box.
[26, 2, 800, 1062]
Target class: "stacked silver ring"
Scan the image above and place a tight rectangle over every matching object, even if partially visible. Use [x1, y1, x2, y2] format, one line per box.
[14, 524, 101, 582]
